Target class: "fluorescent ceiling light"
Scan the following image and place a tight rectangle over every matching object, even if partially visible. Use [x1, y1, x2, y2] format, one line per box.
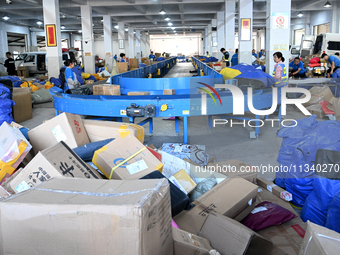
[78, 30, 82, 33]
[125, 28, 128, 31]
[297, 11, 303, 17]
[324, 1, 332, 8]
[165, 16, 170, 21]
[101, 19, 103, 22]
[2, 15, 10, 21]
[36, 21, 43, 25]
[133, 31, 136, 34]
[171, 27, 175, 30]
[61, 25, 65, 29]
[114, 25, 119, 29]
[168, 22, 173, 26]
[159, 8, 166, 15]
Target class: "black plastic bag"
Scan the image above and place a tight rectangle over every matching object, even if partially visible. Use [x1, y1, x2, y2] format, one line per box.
[66, 86, 92, 95]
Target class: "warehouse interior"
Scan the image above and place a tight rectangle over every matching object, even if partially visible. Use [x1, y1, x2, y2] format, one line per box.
[1, 0, 340, 254]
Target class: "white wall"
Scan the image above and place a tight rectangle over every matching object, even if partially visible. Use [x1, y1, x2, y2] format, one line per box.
[150, 35, 201, 56]
[310, 10, 332, 28]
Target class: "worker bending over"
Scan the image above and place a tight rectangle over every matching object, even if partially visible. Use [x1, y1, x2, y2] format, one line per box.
[220, 48, 230, 67]
[289, 57, 306, 79]
[322, 53, 340, 78]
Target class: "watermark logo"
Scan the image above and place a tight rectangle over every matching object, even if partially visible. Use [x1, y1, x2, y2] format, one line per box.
[200, 84, 312, 116]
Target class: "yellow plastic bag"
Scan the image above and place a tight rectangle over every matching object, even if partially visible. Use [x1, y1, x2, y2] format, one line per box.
[81, 73, 91, 79]
[20, 81, 29, 88]
[45, 81, 53, 90]
[30, 84, 39, 92]
[220, 67, 241, 81]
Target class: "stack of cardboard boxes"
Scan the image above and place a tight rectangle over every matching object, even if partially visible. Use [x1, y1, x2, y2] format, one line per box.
[1, 111, 337, 254]
[17, 67, 29, 78]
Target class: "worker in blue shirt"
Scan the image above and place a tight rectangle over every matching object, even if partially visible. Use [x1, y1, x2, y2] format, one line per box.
[259, 49, 265, 58]
[63, 60, 80, 91]
[289, 57, 306, 79]
[231, 49, 238, 66]
[114, 54, 117, 61]
[322, 53, 340, 78]
[252, 49, 257, 58]
[149, 51, 156, 61]
[220, 48, 230, 67]
[120, 53, 127, 62]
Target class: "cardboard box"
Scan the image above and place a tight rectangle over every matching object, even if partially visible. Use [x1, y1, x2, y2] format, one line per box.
[199, 212, 273, 255]
[155, 53, 162, 58]
[17, 67, 29, 78]
[129, 58, 139, 69]
[28, 112, 89, 154]
[256, 188, 306, 255]
[301, 86, 333, 107]
[299, 221, 340, 255]
[207, 159, 258, 184]
[84, 80, 94, 84]
[163, 89, 176, 95]
[0, 178, 173, 255]
[12, 88, 32, 123]
[257, 177, 292, 201]
[93, 85, 121, 96]
[0, 186, 11, 199]
[173, 177, 258, 234]
[143, 59, 151, 65]
[306, 103, 326, 119]
[4, 141, 101, 194]
[92, 134, 163, 180]
[328, 97, 340, 120]
[169, 169, 197, 195]
[128, 91, 149, 95]
[117, 62, 128, 73]
[83, 119, 144, 143]
[173, 228, 216, 255]
[39, 75, 48, 81]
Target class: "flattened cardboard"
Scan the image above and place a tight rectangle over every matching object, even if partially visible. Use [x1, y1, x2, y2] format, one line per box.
[257, 177, 293, 202]
[173, 228, 215, 255]
[4, 142, 101, 193]
[93, 134, 163, 180]
[174, 177, 258, 234]
[83, 119, 144, 143]
[198, 212, 273, 255]
[0, 178, 173, 255]
[28, 113, 89, 154]
[299, 221, 340, 255]
[207, 159, 258, 183]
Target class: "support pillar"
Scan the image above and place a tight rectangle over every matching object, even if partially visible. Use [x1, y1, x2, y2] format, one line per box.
[103, 15, 113, 64]
[207, 23, 212, 56]
[211, 19, 218, 58]
[265, 0, 291, 76]
[31, 32, 37, 47]
[81, 5, 95, 74]
[331, 1, 339, 34]
[135, 30, 141, 62]
[43, 0, 63, 79]
[225, 0, 235, 57]
[238, 0, 253, 64]
[0, 22, 8, 73]
[217, 11, 224, 54]
[118, 22, 125, 54]
[141, 32, 147, 58]
[305, 13, 311, 35]
[128, 27, 135, 58]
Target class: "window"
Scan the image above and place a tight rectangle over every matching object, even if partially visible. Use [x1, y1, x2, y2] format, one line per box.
[313, 23, 330, 37]
[15, 53, 26, 61]
[74, 40, 82, 50]
[61, 39, 68, 49]
[62, 54, 68, 61]
[24, 55, 35, 62]
[327, 41, 340, 51]
[294, 28, 305, 45]
[313, 35, 323, 54]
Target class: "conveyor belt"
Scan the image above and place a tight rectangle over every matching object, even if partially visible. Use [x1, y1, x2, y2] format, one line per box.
[163, 63, 196, 78]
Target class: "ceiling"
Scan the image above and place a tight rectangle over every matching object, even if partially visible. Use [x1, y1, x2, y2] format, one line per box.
[0, 0, 336, 36]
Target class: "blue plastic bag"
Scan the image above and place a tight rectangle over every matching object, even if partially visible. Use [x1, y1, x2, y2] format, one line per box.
[0, 84, 11, 99]
[73, 139, 114, 162]
[325, 191, 340, 233]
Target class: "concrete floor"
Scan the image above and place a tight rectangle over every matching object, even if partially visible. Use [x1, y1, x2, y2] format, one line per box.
[20, 62, 314, 181]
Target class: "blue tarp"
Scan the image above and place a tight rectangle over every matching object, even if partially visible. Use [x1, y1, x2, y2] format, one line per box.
[204, 57, 219, 63]
[139, 63, 147, 68]
[0, 84, 11, 99]
[156, 57, 165, 61]
[50, 77, 63, 88]
[0, 99, 14, 126]
[85, 75, 97, 82]
[326, 191, 340, 233]
[0, 76, 21, 88]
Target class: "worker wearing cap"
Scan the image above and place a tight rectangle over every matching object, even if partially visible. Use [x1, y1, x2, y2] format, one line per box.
[289, 57, 306, 79]
[322, 53, 340, 78]
[220, 48, 230, 67]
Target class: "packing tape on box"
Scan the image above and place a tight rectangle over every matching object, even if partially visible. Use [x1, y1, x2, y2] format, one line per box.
[155, 163, 163, 173]
[92, 145, 109, 177]
[109, 147, 147, 179]
[118, 124, 145, 143]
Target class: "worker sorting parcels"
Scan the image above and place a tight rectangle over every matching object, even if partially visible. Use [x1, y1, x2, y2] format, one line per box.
[120, 53, 127, 62]
[63, 60, 80, 91]
[149, 51, 156, 61]
[272, 52, 287, 87]
[289, 57, 306, 79]
[220, 48, 230, 67]
[321, 53, 340, 78]
[206, 51, 210, 58]
[231, 49, 239, 66]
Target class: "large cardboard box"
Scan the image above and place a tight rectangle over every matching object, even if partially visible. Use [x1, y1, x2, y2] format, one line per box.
[301, 86, 333, 107]
[143, 59, 151, 65]
[256, 188, 306, 255]
[207, 159, 258, 184]
[173, 228, 216, 255]
[28, 112, 89, 153]
[163, 89, 176, 95]
[4, 141, 101, 193]
[83, 119, 144, 143]
[117, 62, 128, 73]
[306, 103, 326, 119]
[93, 85, 121, 96]
[199, 212, 273, 255]
[93, 134, 163, 180]
[299, 221, 340, 255]
[129, 58, 139, 69]
[12, 88, 32, 123]
[0, 178, 173, 255]
[173, 177, 258, 234]
[17, 67, 29, 78]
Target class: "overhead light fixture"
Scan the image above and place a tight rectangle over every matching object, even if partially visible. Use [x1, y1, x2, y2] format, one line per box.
[101, 19, 103, 22]
[114, 25, 118, 29]
[36, 21, 43, 25]
[171, 27, 175, 30]
[153, 21, 158, 25]
[78, 30, 82, 33]
[101, 34, 104, 37]
[92, 23, 95, 27]
[324, 1, 332, 8]
[61, 14, 66, 19]
[167, 22, 173, 26]
[165, 16, 170, 21]
[297, 11, 304, 17]
[133, 31, 136, 34]
[61, 25, 65, 29]
[2, 15, 10, 21]
[125, 28, 128, 31]
[159, 5, 166, 15]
